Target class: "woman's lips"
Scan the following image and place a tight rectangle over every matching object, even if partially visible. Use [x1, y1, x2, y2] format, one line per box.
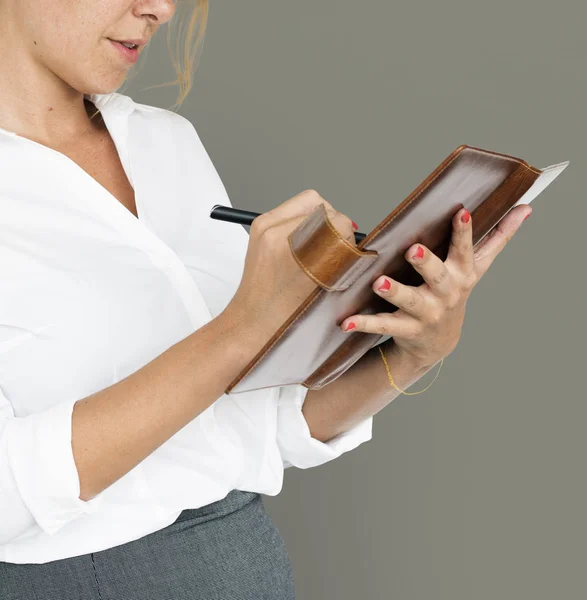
[108, 39, 139, 64]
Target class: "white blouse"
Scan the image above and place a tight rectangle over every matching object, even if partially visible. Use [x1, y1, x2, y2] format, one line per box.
[0, 92, 373, 564]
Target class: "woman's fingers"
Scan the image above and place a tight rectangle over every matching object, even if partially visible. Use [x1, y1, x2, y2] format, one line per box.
[251, 189, 334, 233]
[340, 309, 418, 338]
[401, 243, 454, 299]
[447, 207, 475, 278]
[376, 206, 475, 306]
[252, 189, 356, 245]
[369, 274, 427, 319]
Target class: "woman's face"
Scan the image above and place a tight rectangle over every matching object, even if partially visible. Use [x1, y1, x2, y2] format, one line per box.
[3, 0, 176, 94]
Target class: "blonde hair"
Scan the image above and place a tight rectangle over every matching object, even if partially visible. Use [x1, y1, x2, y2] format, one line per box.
[88, 0, 209, 119]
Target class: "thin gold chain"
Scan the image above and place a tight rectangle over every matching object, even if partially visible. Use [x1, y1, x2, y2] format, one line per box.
[378, 346, 444, 395]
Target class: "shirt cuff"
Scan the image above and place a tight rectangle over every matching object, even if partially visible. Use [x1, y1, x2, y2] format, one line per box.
[276, 383, 373, 469]
[5, 396, 106, 536]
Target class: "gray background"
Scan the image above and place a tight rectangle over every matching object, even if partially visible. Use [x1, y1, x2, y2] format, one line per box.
[122, 1, 586, 598]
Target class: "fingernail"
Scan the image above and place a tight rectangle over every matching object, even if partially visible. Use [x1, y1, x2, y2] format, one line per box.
[523, 211, 532, 221]
[412, 245, 424, 260]
[343, 321, 356, 331]
[377, 277, 391, 292]
[352, 221, 359, 230]
[461, 209, 471, 224]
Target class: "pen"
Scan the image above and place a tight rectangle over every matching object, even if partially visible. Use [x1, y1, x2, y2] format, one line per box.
[209, 205, 367, 243]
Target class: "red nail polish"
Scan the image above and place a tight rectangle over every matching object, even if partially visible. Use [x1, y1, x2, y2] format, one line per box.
[352, 221, 359, 230]
[378, 278, 391, 292]
[461, 209, 471, 224]
[523, 212, 532, 221]
[344, 322, 356, 331]
[412, 246, 424, 260]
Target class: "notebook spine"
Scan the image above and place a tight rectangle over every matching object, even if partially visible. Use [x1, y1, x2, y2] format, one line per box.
[470, 162, 540, 247]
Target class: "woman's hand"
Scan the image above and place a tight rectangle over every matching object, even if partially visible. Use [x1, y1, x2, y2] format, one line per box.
[340, 204, 534, 369]
[222, 190, 357, 346]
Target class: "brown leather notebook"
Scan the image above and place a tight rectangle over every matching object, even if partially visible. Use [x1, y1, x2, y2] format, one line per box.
[226, 145, 569, 394]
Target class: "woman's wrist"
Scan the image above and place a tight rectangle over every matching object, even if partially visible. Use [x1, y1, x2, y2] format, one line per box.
[380, 340, 440, 389]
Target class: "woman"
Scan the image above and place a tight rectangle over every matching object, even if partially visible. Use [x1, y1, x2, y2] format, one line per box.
[0, 1, 532, 598]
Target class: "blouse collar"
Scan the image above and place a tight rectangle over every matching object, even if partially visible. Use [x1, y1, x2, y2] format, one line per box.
[84, 91, 136, 117]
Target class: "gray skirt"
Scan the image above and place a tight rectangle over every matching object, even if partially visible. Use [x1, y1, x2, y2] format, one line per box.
[0, 490, 296, 600]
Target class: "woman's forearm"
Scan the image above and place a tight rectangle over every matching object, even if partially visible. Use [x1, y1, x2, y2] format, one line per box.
[301, 343, 437, 443]
[73, 314, 264, 502]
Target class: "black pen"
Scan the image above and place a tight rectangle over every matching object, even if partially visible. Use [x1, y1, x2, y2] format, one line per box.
[209, 205, 366, 243]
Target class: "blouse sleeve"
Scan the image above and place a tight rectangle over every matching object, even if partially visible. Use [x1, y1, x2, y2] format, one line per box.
[0, 386, 105, 544]
[275, 383, 373, 469]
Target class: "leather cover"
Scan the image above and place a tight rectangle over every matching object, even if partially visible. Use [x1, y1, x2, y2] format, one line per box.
[225, 145, 569, 394]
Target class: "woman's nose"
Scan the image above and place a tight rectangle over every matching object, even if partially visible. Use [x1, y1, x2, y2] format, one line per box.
[138, 0, 176, 26]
